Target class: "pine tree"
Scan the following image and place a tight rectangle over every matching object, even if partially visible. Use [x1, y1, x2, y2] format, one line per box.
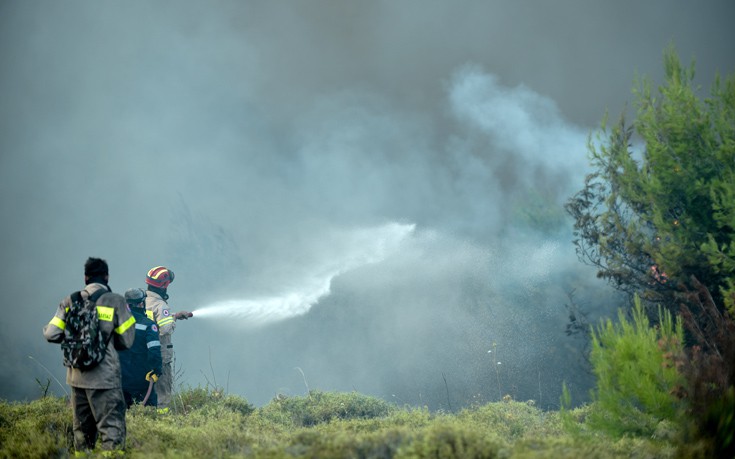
[566, 46, 735, 454]
[588, 296, 685, 438]
[566, 46, 735, 315]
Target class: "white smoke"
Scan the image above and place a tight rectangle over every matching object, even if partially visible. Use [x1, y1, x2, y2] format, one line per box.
[449, 66, 589, 190]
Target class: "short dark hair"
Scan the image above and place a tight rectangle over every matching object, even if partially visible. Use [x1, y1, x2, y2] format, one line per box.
[84, 257, 109, 278]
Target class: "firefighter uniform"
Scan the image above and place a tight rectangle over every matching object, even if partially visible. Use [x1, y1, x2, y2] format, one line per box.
[144, 290, 176, 408]
[43, 282, 136, 452]
[120, 306, 162, 407]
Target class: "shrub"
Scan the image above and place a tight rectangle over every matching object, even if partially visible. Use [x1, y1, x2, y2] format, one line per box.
[396, 420, 504, 459]
[277, 424, 410, 459]
[588, 295, 686, 437]
[0, 396, 72, 458]
[258, 390, 396, 427]
[0, 389, 683, 458]
[456, 400, 559, 440]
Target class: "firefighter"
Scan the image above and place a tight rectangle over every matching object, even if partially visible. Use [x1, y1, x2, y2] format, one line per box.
[143, 266, 191, 411]
[120, 288, 162, 408]
[43, 257, 136, 453]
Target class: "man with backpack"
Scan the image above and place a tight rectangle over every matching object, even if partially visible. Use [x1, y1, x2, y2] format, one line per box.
[143, 266, 192, 412]
[43, 257, 136, 453]
[120, 287, 162, 408]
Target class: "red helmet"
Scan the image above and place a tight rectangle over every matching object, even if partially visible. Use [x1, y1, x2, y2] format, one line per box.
[146, 266, 175, 289]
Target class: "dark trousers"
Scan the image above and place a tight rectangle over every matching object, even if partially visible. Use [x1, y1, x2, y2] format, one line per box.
[71, 386, 126, 451]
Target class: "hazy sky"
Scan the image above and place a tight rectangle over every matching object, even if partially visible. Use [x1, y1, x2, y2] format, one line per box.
[2, 1, 734, 408]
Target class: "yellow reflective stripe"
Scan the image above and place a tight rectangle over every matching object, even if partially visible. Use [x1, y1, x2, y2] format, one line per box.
[145, 310, 154, 321]
[50, 316, 66, 330]
[158, 317, 174, 326]
[115, 315, 136, 334]
[96, 306, 114, 321]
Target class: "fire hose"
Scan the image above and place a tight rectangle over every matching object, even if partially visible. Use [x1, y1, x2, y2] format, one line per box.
[141, 378, 154, 406]
[142, 370, 159, 406]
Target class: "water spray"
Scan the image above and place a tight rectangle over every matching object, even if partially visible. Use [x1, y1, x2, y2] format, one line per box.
[191, 222, 415, 327]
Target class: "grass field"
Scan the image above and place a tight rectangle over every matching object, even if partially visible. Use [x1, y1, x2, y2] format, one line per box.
[0, 387, 687, 458]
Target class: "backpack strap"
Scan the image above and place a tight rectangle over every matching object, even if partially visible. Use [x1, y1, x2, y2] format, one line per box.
[70, 287, 109, 307]
[88, 287, 108, 304]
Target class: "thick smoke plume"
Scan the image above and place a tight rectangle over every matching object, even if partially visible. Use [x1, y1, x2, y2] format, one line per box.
[2, 1, 733, 409]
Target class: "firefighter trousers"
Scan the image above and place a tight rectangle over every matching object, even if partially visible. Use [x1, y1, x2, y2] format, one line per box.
[157, 359, 173, 408]
[71, 386, 126, 452]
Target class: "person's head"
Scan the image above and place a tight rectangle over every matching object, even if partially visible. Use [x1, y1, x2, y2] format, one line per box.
[124, 288, 146, 309]
[145, 266, 174, 290]
[84, 257, 109, 285]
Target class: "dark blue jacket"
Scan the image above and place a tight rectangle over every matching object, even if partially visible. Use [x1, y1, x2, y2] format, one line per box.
[119, 307, 162, 392]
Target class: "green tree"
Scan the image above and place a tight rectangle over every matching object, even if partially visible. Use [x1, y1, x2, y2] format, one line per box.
[588, 296, 685, 438]
[565, 46, 735, 314]
[566, 46, 735, 456]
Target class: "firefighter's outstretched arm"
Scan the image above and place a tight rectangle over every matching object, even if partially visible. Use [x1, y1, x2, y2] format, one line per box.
[174, 311, 193, 320]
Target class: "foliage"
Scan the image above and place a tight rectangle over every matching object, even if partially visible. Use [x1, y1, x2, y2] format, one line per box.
[558, 382, 589, 438]
[395, 420, 504, 459]
[565, 45, 735, 314]
[170, 384, 254, 416]
[0, 390, 685, 458]
[587, 295, 686, 438]
[0, 396, 73, 458]
[456, 399, 563, 440]
[565, 45, 735, 455]
[677, 277, 735, 458]
[511, 189, 569, 234]
[257, 390, 397, 427]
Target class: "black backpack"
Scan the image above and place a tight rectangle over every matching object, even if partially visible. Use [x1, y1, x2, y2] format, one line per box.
[61, 288, 110, 370]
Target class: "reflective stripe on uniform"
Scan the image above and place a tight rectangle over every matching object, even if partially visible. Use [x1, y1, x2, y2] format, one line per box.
[49, 316, 66, 330]
[97, 306, 114, 321]
[115, 315, 136, 334]
[147, 340, 161, 348]
[158, 316, 174, 327]
[145, 310, 154, 321]
[135, 323, 148, 331]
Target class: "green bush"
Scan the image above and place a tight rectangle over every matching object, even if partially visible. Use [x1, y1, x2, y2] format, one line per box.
[127, 400, 255, 456]
[276, 423, 411, 459]
[588, 295, 686, 438]
[170, 384, 255, 416]
[258, 390, 396, 427]
[0, 396, 72, 458]
[457, 400, 561, 440]
[0, 389, 682, 458]
[396, 420, 504, 459]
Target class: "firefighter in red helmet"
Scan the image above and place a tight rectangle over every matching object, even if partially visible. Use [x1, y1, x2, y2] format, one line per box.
[143, 266, 191, 411]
